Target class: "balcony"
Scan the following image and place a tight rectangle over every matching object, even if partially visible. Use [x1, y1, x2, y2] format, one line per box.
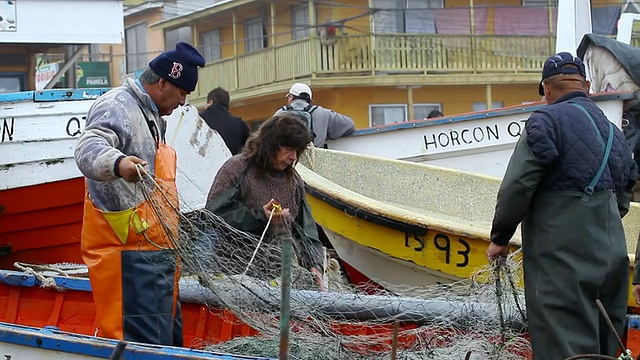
[192, 33, 631, 101]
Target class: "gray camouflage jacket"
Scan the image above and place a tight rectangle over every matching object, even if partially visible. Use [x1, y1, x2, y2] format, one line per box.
[74, 78, 166, 212]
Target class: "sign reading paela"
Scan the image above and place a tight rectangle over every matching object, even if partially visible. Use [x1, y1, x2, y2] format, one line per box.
[76, 62, 111, 88]
[36, 61, 111, 90]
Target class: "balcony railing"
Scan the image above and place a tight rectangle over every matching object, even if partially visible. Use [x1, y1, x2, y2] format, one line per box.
[194, 34, 560, 99]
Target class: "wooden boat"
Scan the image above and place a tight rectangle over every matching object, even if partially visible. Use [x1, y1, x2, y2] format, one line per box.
[0, 269, 258, 348]
[0, 267, 519, 357]
[0, 89, 109, 268]
[0, 89, 231, 269]
[297, 148, 640, 307]
[325, 92, 632, 178]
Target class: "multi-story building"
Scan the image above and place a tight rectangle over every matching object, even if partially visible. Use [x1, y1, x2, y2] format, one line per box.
[2, 0, 636, 130]
[145, 0, 635, 130]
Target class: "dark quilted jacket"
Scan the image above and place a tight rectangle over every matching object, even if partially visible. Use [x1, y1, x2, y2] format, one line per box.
[526, 92, 636, 198]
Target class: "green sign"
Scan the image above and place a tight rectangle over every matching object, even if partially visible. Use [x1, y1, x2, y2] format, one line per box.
[76, 62, 111, 88]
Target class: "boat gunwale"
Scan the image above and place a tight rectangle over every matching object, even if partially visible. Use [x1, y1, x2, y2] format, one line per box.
[0, 322, 270, 360]
[298, 152, 501, 243]
[0, 88, 111, 104]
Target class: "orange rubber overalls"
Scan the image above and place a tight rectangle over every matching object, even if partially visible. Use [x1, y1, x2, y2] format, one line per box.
[80, 142, 182, 346]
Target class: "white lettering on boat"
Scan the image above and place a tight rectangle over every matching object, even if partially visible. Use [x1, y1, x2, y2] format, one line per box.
[1, 117, 14, 143]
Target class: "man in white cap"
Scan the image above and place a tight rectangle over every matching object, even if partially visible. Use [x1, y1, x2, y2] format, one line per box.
[275, 82, 354, 148]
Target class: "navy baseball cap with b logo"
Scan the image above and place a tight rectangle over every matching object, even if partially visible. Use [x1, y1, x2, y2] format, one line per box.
[538, 52, 586, 96]
[149, 42, 205, 92]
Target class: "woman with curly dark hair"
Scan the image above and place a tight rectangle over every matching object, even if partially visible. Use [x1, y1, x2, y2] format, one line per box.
[205, 113, 324, 284]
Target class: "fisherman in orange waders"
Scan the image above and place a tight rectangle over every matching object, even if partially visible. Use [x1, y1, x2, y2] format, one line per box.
[74, 43, 205, 345]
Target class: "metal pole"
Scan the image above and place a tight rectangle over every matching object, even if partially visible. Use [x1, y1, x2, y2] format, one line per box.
[45, 45, 87, 89]
[279, 235, 293, 360]
[109, 341, 127, 360]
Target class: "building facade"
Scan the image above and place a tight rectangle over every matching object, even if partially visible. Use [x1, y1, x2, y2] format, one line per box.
[147, 0, 633, 129]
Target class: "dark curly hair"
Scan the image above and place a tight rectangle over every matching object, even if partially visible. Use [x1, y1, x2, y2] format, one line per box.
[242, 114, 313, 177]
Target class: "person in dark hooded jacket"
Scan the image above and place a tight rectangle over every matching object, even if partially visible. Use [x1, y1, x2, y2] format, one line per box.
[486, 52, 637, 359]
[200, 87, 249, 155]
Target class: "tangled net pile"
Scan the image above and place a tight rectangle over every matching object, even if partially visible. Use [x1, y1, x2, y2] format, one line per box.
[136, 157, 531, 360]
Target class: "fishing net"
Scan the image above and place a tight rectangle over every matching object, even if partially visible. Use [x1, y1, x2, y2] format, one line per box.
[133, 153, 531, 360]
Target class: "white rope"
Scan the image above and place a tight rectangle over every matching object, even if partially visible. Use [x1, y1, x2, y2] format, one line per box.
[241, 207, 277, 277]
[13, 262, 65, 291]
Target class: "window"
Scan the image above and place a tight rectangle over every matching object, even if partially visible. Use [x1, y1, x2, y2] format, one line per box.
[373, 0, 443, 34]
[245, 17, 267, 53]
[414, 104, 442, 120]
[165, 26, 193, 52]
[0, 73, 25, 93]
[125, 22, 148, 73]
[472, 102, 504, 111]
[291, 4, 311, 40]
[370, 105, 407, 126]
[522, 0, 557, 6]
[199, 29, 221, 63]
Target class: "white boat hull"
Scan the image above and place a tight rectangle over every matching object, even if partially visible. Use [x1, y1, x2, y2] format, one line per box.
[0, 90, 230, 266]
[323, 227, 460, 291]
[326, 94, 629, 178]
[0, 90, 231, 210]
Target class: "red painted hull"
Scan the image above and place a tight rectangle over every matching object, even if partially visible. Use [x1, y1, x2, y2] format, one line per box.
[0, 277, 259, 347]
[0, 178, 85, 269]
[0, 273, 432, 351]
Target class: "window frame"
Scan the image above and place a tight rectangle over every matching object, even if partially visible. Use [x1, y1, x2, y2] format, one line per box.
[125, 21, 148, 74]
[244, 16, 268, 53]
[165, 26, 193, 54]
[0, 72, 26, 93]
[291, 4, 311, 40]
[522, 0, 557, 7]
[413, 103, 443, 120]
[372, 0, 444, 34]
[199, 28, 222, 63]
[369, 104, 408, 127]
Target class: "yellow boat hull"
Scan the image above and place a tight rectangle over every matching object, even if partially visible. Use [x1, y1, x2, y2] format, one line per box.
[299, 148, 640, 308]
